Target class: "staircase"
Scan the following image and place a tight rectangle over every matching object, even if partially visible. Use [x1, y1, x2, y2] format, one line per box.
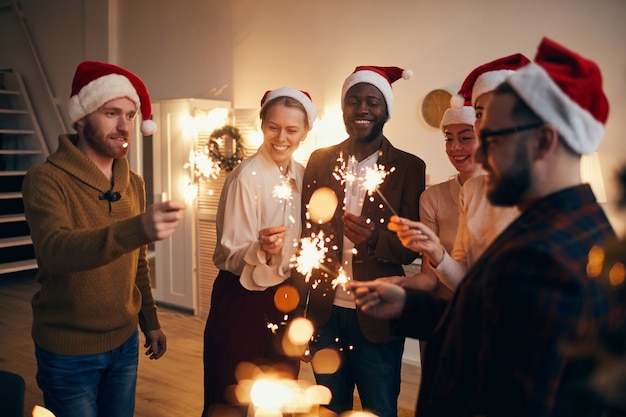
[0, 70, 49, 275]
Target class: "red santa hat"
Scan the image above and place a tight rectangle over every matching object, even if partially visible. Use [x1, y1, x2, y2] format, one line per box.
[341, 66, 413, 120]
[260, 87, 317, 130]
[68, 61, 157, 136]
[457, 53, 531, 107]
[440, 95, 476, 133]
[506, 37, 609, 155]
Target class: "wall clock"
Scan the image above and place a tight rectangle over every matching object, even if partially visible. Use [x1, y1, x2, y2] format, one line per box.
[421, 89, 452, 128]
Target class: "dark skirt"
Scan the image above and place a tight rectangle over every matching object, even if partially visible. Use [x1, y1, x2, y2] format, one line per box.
[202, 270, 300, 417]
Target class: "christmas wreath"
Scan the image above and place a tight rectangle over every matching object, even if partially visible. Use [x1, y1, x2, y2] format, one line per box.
[208, 125, 245, 171]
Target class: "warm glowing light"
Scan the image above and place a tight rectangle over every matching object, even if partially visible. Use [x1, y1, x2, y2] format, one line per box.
[272, 177, 293, 202]
[32, 406, 56, 417]
[332, 153, 358, 186]
[304, 384, 332, 405]
[185, 148, 221, 182]
[609, 262, 626, 286]
[291, 231, 329, 282]
[361, 164, 398, 216]
[250, 378, 296, 409]
[331, 267, 349, 290]
[311, 348, 341, 374]
[183, 181, 198, 204]
[587, 245, 605, 278]
[233, 363, 331, 416]
[286, 317, 314, 345]
[274, 284, 300, 313]
[307, 187, 338, 224]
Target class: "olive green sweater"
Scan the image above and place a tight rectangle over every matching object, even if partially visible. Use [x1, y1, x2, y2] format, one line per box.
[22, 134, 160, 355]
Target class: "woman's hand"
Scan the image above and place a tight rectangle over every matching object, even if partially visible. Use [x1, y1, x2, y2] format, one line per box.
[388, 216, 445, 266]
[259, 225, 286, 263]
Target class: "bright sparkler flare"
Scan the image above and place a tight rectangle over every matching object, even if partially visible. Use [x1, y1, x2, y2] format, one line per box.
[272, 177, 293, 201]
[361, 163, 393, 195]
[361, 164, 398, 217]
[331, 267, 350, 290]
[184, 146, 221, 182]
[332, 154, 358, 185]
[291, 231, 328, 282]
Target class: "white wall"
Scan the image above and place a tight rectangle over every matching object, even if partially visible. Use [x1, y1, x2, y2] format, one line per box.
[3, 0, 625, 230]
[127, 0, 626, 233]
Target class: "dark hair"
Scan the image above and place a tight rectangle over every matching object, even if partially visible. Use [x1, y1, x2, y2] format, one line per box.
[259, 96, 309, 130]
[494, 83, 541, 123]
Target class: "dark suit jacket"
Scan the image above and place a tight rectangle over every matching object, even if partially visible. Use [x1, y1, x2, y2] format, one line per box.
[396, 184, 619, 416]
[297, 136, 426, 343]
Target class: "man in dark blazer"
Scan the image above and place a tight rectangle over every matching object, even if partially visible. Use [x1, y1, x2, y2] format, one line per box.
[349, 38, 619, 416]
[296, 65, 426, 417]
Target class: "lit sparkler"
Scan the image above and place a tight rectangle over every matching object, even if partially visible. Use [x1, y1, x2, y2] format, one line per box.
[332, 153, 358, 185]
[361, 164, 398, 217]
[273, 174, 294, 229]
[291, 231, 328, 283]
[184, 146, 221, 182]
[331, 267, 350, 290]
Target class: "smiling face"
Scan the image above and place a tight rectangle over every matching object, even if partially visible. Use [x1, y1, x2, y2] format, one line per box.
[77, 97, 137, 161]
[260, 102, 308, 172]
[443, 123, 482, 180]
[342, 83, 388, 144]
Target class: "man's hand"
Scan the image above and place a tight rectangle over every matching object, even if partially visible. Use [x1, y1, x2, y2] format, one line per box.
[388, 216, 444, 266]
[142, 201, 186, 242]
[347, 280, 407, 319]
[144, 329, 167, 360]
[343, 212, 376, 245]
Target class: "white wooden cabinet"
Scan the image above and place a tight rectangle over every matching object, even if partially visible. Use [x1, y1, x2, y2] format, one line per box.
[148, 98, 231, 313]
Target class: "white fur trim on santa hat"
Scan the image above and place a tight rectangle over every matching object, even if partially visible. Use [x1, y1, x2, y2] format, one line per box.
[472, 69, 516, 107]
[262, 87, 317, 130]
[68, 73, 141, 125]
[440, 106, 476, 133]
[506, 63, 605, 155]
[342, 70, 394, 120]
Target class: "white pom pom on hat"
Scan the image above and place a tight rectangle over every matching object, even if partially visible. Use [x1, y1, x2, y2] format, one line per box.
[439, 95, 476, 132]
[68, 61, 156, 136]
[341, 65, 413, 120]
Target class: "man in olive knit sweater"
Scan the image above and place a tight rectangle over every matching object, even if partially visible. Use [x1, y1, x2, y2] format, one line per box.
[22, 61, 185, 417]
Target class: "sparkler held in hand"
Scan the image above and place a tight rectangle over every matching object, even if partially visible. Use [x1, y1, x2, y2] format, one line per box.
[361, 163, 398, 217]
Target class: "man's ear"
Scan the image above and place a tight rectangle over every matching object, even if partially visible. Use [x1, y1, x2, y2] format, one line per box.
[533, 124, 558, 161]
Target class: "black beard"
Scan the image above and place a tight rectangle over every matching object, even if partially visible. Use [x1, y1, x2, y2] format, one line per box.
[353, 118, 386, 144]
[487, 146, 531, 207]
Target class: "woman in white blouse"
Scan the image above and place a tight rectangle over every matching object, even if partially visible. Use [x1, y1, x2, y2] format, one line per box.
[202, 88, 316, 417]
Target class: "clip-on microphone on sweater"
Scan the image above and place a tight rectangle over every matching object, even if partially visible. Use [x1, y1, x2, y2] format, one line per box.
[99, 190, 122, 202]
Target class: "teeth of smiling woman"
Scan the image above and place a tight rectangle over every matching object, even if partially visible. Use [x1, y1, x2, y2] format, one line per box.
[273, 145, 288, 151]
[354, 120, 370, 124]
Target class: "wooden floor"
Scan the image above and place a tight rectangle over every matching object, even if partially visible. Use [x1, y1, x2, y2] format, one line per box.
[0, 271, 420, 417]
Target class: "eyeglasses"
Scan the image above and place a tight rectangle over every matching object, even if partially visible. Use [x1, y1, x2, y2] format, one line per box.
[479, 122, 543, 143]
[478, 122, 543, 152]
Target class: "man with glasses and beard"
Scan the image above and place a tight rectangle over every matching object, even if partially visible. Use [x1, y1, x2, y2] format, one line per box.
[348, 38, 620, 416]
[22, 61, 185, 417]
[295, 66, 425, 417]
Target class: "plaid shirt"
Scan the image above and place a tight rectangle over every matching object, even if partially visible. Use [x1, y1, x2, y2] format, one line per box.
[398, 184, 618, 417]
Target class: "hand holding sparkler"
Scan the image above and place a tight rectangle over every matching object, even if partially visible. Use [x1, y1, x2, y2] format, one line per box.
[343, 211, 378, 246]
[347, 279, 406, 319]
[388, 216, 445, 266]
[259, 225, 286, 263]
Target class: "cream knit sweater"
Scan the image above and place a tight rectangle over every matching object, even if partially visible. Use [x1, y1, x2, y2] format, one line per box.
[22, 134, 159, 355]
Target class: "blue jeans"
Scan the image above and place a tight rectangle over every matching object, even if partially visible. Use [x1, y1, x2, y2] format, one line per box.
[35, 330, 139, 417]
[310, 306, 404, 417]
